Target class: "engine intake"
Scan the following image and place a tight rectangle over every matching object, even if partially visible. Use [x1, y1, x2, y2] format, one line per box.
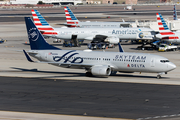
[104, 37, 119, 44]
[91, 65, 111, 76]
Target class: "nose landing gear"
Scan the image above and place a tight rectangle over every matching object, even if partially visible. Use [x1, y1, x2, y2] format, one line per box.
[157, 72, 166, 79]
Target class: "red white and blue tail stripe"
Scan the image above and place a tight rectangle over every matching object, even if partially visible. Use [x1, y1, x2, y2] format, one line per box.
[31, 9, 57, 35]
[156, 13, 179, 41]
[173, 5, 178, 20]
[64, 7, 79, 27]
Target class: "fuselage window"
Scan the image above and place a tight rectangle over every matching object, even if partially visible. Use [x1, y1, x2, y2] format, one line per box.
[160, 60, 169, 63]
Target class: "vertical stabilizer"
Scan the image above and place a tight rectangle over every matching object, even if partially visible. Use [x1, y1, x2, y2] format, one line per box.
[24, 17, 60, 50]
[64, 7, 79, 27]
[156, 13, 179, 41]
[173, 5, 178, 20]
[156, 13, 173, 35]
[31, 9, 57, 35]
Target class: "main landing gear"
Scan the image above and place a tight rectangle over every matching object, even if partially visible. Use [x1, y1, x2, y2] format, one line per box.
[157, 75, 161, 79]
[85, 72, 93, 77]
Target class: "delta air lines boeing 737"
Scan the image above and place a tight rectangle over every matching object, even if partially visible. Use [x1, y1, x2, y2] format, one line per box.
[23, 17, 176, 79]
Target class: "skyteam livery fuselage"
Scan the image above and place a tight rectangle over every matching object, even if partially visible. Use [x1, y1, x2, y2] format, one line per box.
[29, 49, 175, 74]
[24, 17, 176, 78]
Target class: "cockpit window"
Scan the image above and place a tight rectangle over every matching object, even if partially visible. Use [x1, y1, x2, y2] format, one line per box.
[160, 60, 169, 63]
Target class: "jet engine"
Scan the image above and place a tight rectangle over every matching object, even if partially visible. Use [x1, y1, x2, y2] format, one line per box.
[91, 65, 111, 76]
[104, 37, 119, 44]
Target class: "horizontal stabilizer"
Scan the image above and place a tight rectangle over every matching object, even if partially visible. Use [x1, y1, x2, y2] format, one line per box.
[23, 50, 34, 62]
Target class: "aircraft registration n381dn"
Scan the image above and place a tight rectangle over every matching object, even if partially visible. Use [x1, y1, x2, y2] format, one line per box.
[31, 9, 156, 44]
[23, 17, 176, 79]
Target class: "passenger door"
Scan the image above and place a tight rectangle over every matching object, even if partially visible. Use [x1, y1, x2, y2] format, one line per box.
[150, 58, 155, 67]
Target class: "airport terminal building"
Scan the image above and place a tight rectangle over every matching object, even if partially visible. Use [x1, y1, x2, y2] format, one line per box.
[9, 0, 82, 5]
[4, 0, 180, 5]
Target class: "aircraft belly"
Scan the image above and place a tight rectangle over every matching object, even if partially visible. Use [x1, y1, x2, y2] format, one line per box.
[57, 34, 71, 39]
[118, 34, 137, 40]
[77, 34, 92, 40]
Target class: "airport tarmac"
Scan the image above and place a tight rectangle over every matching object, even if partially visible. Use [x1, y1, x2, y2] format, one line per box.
[0, 5, 179, 23]
[1, 5, 180, 120]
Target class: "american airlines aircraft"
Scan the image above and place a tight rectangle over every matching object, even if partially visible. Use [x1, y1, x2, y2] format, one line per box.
[156, 13, 180, 43]
[64, 6, 132, 28]
[23, 17, 176, 79]
[31, 9, 156, 44]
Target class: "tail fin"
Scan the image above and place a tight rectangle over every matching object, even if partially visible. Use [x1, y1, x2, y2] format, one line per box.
[173, 5, 178, 20]
[156, 13, 175, 35]
[64, 6, 79, 27]
[31, 9, 57, 35]
[24, 17, 60, 50]
[156, 13, 179, 41]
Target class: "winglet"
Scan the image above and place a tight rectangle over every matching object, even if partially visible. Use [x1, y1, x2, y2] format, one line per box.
[118, 43, 124, 52]
[23, 50, 34, 62]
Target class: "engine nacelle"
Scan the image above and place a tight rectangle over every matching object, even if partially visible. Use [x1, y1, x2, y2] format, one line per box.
[104, 37, 119, 44]
[91, 65, 111, 76]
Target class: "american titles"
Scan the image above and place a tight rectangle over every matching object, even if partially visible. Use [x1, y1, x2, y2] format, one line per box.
[112, 29, 139, 35]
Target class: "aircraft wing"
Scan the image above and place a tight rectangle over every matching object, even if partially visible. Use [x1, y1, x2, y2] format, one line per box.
[56, 23, 77, 27]
[49, 62, 93, 69]
[86, 35, 119, 44]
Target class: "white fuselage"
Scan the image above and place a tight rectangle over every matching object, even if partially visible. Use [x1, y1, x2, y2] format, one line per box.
[75, 22, 132, 28]
[46, 27, 155, 41]
[29, 49, 176, 73]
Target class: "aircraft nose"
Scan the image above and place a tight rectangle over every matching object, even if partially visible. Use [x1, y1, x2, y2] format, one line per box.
[168, 62, 176, 71]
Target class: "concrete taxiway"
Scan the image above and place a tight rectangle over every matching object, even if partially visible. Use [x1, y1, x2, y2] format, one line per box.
[1, 76, 180, 120]
[1, 5, 180, 120]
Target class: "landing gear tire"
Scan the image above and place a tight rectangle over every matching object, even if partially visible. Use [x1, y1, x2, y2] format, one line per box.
[157, 75, 161, 79]
[86, 72, 93, 77]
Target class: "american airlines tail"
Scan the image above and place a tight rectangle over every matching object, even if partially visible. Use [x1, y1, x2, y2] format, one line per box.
[64, 7, 80, 27]
[173, 5, 178, 20]
[31, 9, 57, 36]
[156, 13, 179, 41]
